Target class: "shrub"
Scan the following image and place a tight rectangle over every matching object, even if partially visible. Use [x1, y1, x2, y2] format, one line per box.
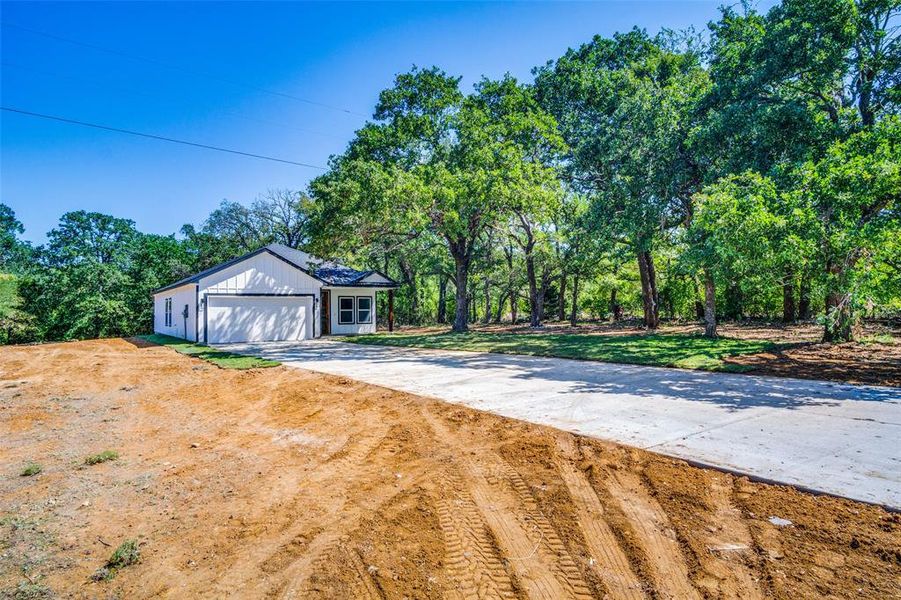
[91, 539, 140, 581]
[20, 462, 42, 477]
[84, 450, 118, 466]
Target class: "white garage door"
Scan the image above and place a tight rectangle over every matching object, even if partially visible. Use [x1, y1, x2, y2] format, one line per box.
[207, 296, 312, 343]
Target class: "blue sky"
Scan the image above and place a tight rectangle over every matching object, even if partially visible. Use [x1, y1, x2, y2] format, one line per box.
[1, 1, 769, 244]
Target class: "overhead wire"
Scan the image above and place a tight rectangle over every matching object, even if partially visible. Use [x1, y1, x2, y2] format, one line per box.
[1, 61, 347, 141]
[1, 106, 328, 169]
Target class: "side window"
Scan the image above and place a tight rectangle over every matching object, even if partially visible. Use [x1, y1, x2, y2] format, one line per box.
[356, 296, 372, 324]
[338, 296, 355, 324]
[164, 298, 172, 327]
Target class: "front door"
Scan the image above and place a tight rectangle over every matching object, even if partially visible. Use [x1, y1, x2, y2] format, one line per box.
[320, 289, 331, 335]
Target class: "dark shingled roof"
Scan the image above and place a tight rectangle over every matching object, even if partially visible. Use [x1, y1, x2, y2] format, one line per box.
[153, 243, 397, 294]
[314, 264, 373, 286]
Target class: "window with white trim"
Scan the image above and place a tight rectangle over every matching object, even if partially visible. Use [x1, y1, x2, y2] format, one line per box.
[338, 296, 355, 324]
[164, 298, 173, 327]
[356, 296, 372, 324]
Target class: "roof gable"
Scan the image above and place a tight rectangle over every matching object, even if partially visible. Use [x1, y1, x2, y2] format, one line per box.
[153, 244, 397, 295]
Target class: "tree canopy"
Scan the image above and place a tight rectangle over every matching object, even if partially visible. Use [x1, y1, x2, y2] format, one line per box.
[3, 0, 899, 344]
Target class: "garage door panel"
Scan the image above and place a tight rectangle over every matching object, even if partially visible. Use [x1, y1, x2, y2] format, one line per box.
[207, 296, 312, 343]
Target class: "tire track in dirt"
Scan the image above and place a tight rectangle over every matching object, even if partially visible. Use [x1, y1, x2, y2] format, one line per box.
[192, 423, 396, 597]
[700, 476, 765, 599]
[423, 412, 593, 600]
[267, 423, 435, 599]
[342, 546, 386, 600]
[437, 488, 519, 600]
[554, 436, 647, 600]
[601, 469, 701, 600]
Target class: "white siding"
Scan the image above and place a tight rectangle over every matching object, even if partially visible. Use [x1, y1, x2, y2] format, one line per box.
[198, 251, 323, 342]
[201, 251, 321, 295]
[328, 287, 377, 335]
[153, 284, 197, 341]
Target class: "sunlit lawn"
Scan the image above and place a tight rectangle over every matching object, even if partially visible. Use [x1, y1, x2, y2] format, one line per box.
[347, 330, 784, 372]
[137, 334, 280, 369]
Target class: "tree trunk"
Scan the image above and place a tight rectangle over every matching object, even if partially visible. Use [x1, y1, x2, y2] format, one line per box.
[437, 276, 447, 324]
[399, 260, 418, 324]
[782, 267, 795, 324]
[510, 292, 518, 324]
[557, 275, 567, 321]
[636, 250, 659, 329]
[823, 259, 854, 342]
[823, 290, 853, 342]
[570, 276, 579, 326]
[525, 254, 544, 328]
[482, 278, 491, 324]
[798, 272, 812, 320]
[609, 288, 622, 321]
[703, 270, 717, 338]
[451, 254, 469, 333]
[494, 291, 506, 323]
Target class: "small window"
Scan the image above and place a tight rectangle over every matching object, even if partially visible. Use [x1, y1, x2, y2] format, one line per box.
[356, 296, 372, 324]
[164, 298, 172, 327]
[338, 296, 355, 324]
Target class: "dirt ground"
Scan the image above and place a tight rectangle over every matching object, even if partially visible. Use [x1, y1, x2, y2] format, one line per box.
[405, 321, 901, 387]
[1, 339, 899, 599]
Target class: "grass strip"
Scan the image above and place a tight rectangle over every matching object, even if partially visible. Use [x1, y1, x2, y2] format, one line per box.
[136, 334, 279, 369]
[346, 331, 783, 372]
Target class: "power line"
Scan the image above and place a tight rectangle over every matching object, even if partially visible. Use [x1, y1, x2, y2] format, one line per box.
[1, 20, 369, 118]
[1, 61, 346, 141]
[2, 106, 328, 170]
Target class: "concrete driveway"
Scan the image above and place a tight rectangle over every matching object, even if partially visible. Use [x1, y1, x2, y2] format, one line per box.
[219, 339, 901, 509]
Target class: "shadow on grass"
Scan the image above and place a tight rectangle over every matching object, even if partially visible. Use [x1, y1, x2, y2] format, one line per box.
[345, 330, 784, 372]
[131, 334, 279, 369]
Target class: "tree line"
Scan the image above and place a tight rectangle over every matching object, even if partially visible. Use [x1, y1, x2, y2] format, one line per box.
[2, 0, 899, 344]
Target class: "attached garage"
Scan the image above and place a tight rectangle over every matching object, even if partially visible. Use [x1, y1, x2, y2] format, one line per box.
[205, 295, 313, 343]
[152, 244, 398, 344]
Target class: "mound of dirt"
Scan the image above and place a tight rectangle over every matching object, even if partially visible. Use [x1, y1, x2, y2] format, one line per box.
[1, 339, 898, 598]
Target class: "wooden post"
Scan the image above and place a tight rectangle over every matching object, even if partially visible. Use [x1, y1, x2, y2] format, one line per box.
[388, 289, 395, 332]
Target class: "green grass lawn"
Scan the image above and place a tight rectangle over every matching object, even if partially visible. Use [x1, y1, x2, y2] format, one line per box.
[137, 334, 280, 369]
[346, 330, 783, 372]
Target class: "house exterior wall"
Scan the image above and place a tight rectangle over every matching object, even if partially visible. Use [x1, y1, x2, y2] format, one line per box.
[328, 287, 377, 335]
[197, 252, 323, 342]
[153, 283, 197, 341]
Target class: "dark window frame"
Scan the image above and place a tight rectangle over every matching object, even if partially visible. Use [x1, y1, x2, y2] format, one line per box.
[337, 296, 355, 324]
[355, 295, 372, 324]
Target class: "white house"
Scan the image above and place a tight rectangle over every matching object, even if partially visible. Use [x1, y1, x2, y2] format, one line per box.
[152, 243, 398, 344]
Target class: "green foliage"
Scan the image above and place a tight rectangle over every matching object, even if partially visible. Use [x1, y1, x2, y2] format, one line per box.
[138, 334, 280, 369]
[84, 450, 118, 466]
[348, 331, 779, 372]
[0, 273, 37, 344]
[92, 539, 140, 581]
[19, 462, 42, 477]
[4, 0, 900, 344]
[1, 203, 27, 270]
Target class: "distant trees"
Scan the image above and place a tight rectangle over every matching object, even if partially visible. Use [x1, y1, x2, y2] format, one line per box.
[2, 0, 899, 345]
[535, 29, 709, 329]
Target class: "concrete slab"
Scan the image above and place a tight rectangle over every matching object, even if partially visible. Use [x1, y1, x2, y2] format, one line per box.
[220, 339, 901, 509]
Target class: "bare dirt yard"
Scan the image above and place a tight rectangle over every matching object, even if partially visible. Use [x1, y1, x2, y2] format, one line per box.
[2, 339, 899, 599]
